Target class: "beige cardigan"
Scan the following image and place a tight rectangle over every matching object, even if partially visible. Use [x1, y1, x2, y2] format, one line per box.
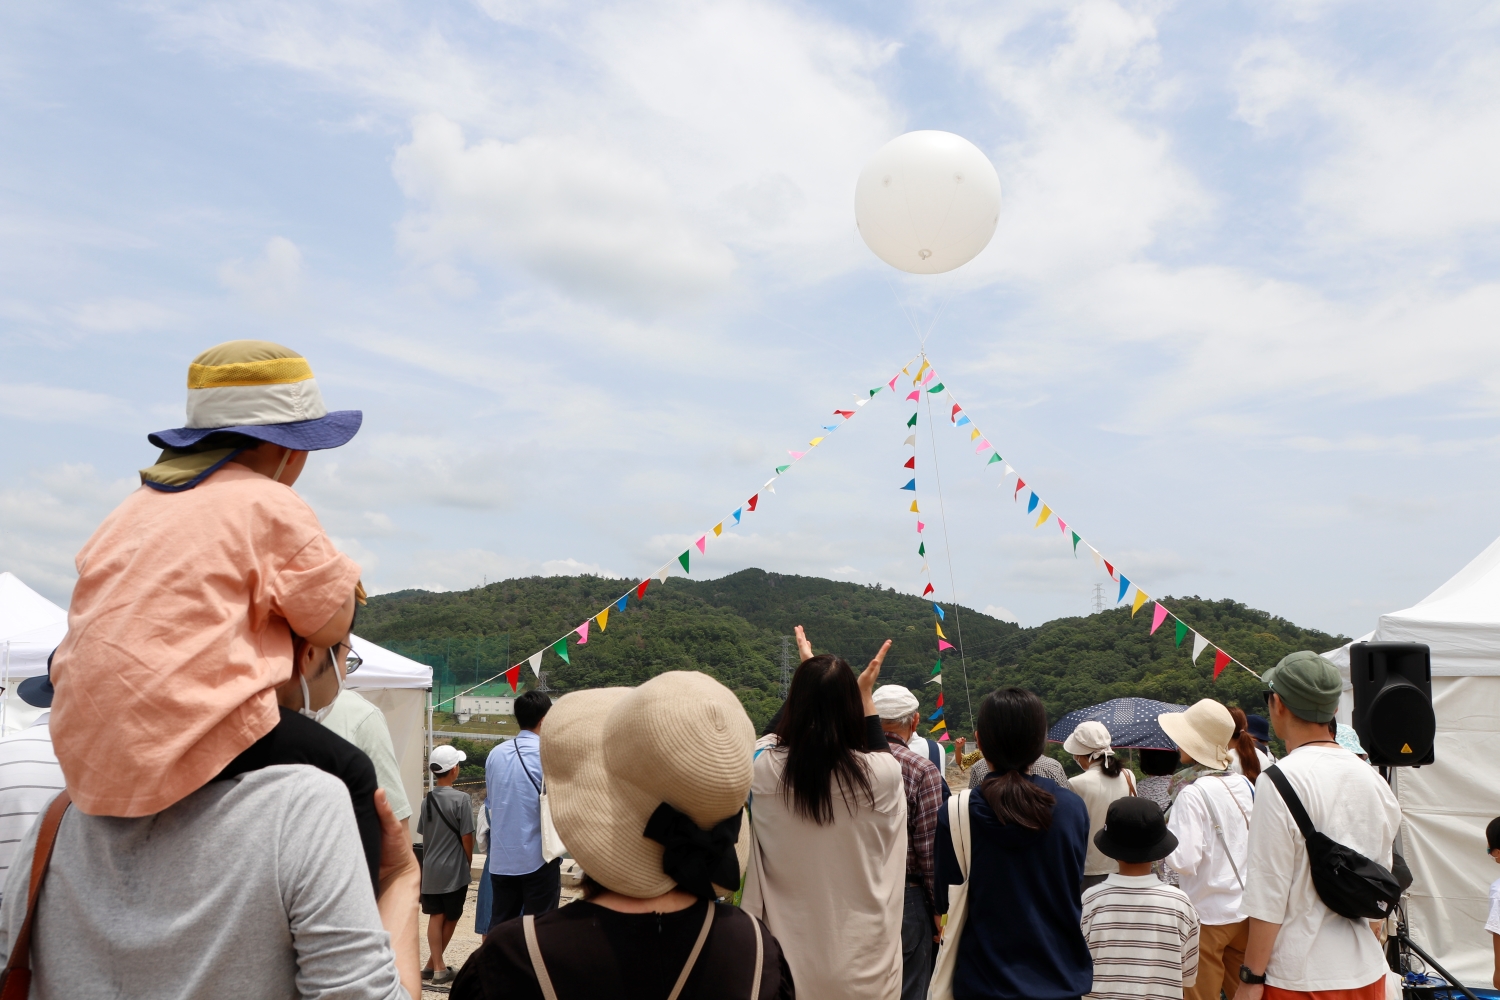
[742, 747, 907, 1000]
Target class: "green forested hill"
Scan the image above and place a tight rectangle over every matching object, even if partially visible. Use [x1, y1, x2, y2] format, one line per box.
[359, 569, 1348, 735]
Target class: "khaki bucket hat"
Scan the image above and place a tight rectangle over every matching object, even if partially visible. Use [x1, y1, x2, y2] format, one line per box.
[1157, 699, 1235, 770]
[541, 671, 754, 899]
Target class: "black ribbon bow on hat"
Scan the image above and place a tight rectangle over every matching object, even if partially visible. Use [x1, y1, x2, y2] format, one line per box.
[643, 802, 742, 900]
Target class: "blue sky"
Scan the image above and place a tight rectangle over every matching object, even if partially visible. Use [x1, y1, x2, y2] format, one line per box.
[5, 0, 1500, 642]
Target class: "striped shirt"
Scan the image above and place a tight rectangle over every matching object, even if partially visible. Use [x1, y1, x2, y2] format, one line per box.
[0, 713, 66, 904]
[1081, 873, 1200, 999]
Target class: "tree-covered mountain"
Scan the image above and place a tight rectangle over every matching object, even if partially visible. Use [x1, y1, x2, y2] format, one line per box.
[359, 569, 1349, 735]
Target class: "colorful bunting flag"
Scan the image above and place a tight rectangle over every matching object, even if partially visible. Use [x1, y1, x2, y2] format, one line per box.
[930, 660, 942, 674]
[678, 550, 691, 572]
[938, 639, 954, 651]
[505, 664, 520, 692]
[904, 456, 915, 469]
[1174, 620, 1188, 646]
[713, 523, 723, 537]
[775, 464, 790, 474]
[1103, 559, 1115, 579]
[907, 413, 918, 428]
[596, 607, 610, 631]
[1058, 518, 1067, 533]
[910, 500, 919, 513]
[914, 359, 931, 383]
[922, 369, 936, 385]
[928, 382, 944, 393]
[901, 479, 916, 491]
[1072, 531, 1082, 554]
[528, 651, 544, 677]
[1130, 588, 1149, 616]
[636, 579, 650, 601]
[552, 638, 570, 664]
[933, 603, 945, 620]
[1117, 576, 1131, 602]
[834, 409, 854, 418]
[986, 452, 1002, 465]
[1213, 649, 1231, 680]
[927, 671, 941, 685]
[747, 495, 758, 511]
[1034, 504, 1052, 527]
[917, 520, 924, 532]
[975, 440, 991, 453]
[809, 437, 824, 447]
[936, 622, 947, 639]
[732, 509, 742, 524]
[922, 583, 934, 596]
[576, 621, 590, 644]
[655, 565, 670, 583]
[888, 375, 900, 390]
[970, 428, 981, 441]
[906, 390, 920, 401]
[904, 434, 917, 446]
[823, 424, 839, 432]
[1004, 464, 1015, 478]
[928, 708, 944, 721]
[937, 732, 950, 742]
[956, 415, 971, 427]
[1150, 603, 1169, 635]
[615, 594, 629, 613]
[929, 719, 947, 733]
[1191, 632, 1209, 664]
[695, 536, 707, 554]
[918, 542, 926, 556]
[1027, 492, 1039, 514]
[1014, 479, 1026, 500]
[936, 691, 944, 707]
[951, 404, 962, 421]
[788, 451, 805, 460]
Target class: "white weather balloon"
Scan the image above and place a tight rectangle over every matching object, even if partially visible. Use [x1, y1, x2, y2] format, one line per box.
[854, 131, 1001, 274]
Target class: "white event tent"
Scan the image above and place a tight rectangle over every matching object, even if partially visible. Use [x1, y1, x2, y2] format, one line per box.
[0, 572, 432, 812]
[1322, 536, 1500, 986]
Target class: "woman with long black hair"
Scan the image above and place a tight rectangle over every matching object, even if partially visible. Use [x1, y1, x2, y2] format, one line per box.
[742, 626, 906, 1000]
[934, 688, 1092, 1000]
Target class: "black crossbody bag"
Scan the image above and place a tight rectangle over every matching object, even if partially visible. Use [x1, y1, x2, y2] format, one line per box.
[1264, 765, 1405, 920]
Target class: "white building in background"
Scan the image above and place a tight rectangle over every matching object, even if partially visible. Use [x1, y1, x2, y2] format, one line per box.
[455, 695, 515, 717]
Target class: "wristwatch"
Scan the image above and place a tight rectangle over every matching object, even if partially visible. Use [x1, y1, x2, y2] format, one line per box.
[1239, 966, 1267, 985]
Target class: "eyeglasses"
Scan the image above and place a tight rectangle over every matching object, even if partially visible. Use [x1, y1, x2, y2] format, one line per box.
[334, 642, 362, 676]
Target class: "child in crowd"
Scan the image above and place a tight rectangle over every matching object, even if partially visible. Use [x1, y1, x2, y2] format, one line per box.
[1081, 797, 1200, 999]
[1488, 817, 1500, 990]
[420, 745, 476, 984]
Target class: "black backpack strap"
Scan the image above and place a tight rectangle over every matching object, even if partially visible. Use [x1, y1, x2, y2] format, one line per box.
[1264, 765, 1318, 842]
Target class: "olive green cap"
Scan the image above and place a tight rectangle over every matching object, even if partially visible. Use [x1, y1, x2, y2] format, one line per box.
[1263, 650, 1342, 723]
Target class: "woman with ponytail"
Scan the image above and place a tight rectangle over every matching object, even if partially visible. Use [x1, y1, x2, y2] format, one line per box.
[1064, 721, 1136, 890]
[933, 688, 1092, 1000]
[1225, 705, 1271, 779]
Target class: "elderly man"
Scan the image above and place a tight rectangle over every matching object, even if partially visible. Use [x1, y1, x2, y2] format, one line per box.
[872, 683, 945, 1000]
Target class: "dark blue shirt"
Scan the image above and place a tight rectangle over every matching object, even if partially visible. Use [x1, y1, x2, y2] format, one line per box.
[935, 777, 1092, 1000]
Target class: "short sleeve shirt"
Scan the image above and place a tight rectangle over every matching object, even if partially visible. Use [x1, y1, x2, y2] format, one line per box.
[419, 786, 476, 894]
[322, 690, 412, 821]
[51, 465, 361, 816]
[1487, 877, 1500, 936]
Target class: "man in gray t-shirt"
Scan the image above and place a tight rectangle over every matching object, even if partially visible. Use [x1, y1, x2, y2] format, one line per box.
[418, 744, 474, 984]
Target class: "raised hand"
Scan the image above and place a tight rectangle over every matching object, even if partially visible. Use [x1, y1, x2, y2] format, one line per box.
[793, 625, 815, 663]
[857, 640, 892, 716]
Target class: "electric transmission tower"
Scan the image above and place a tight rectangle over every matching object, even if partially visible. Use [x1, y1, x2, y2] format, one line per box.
[779, 635, 792, 699]
[1091, 584, 1106, 614]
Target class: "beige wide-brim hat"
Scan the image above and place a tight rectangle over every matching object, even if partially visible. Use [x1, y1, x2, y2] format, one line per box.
[541, 671, 755, 899]
[1158, 699, 1235, 770]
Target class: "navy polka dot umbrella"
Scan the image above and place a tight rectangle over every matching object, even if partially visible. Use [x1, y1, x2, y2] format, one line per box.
[1047, 697, 1188, 751]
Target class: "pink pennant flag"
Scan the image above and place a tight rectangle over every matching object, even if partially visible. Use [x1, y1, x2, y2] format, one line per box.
[1058, 518, 1068, 534]
[575, 620, 590, 644]
[905, 390, 920, 401]
[888, 375, 899, 390]
[788, 451, 805, 460]
[937, 732, 950, 742]
[916, 520, 925, 532]
[922, 369, 936, 385]
[938, 639, 955, 651]
[975, 439, 991, 453]
[695, 536, 706, 554]
[1150, 602, 1169, 635]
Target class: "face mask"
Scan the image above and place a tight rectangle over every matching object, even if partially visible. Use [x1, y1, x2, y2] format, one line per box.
[298, 662, 344, 723]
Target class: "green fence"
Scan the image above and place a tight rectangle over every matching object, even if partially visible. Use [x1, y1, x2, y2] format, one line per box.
[382, 635, 513, 712]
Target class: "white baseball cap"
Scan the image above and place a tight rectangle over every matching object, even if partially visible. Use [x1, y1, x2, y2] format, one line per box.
[429, 744, 467, 773]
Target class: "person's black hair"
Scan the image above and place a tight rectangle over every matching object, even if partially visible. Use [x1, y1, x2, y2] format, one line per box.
[515, 690, 552, 730]
[773, 654, 873, 825]
[1097, 752, 1123, 779]
[1487, 816, 1500, 853]
[1228, 705, 1262, 783]
[1139, 748, 1180, 777]
[975, 688, 1055, 831]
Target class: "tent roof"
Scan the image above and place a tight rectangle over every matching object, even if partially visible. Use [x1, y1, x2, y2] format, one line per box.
[1372, 533, 1500, 676]
[0, 573, 66, 642]
[348, 634, 431, 691]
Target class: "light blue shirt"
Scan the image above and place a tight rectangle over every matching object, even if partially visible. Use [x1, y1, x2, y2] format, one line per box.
[485, 730, 543, 876]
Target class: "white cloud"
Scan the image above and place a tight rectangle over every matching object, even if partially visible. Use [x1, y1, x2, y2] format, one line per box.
[0, 384, 132, 424]
[983, 603, 1020, 623]
[219, 236, 304, 309]
[64, 297, 178, 334]
[0, 465, 136, 603]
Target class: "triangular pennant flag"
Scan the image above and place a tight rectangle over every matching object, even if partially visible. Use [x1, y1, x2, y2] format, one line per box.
[868, 389, 878, 398]
[834, 409, 854, 418]
[1130, 588, 1149, 616]
[904, 434, 917, 446]
[928, 707, 944, 721]
[933, 603, 946, 620]
[822, 424, 839, 432]
[970, 428, 981, 441]
[930, 660, 942, 674]
[936, 622, 947, 639]
[1213, 649, 1231, 679]
[1191, 632, 1209, 664]
[1150, 603, 1169, 635]
[937, 732, 950, 742]
[713, 523, 723, 537]
[951, 404, 962, 421]
[986, 452, 1002, 465]
[787, 451, 805, 460]
[920, 561, 929, 573]
[904, 456, 915, 469]
[552, 638, 570, 664]
[975, 440, 991, 453]
[809, 437, 823, 447]
[775, 464, 790, 474]
[906, 390, 920, 401]
[505, 664, 521, 692]
[914, 359, 931, 383]
[910, 500, 920, 513]
[695, 535, 707, 554]
[955, 415, 971, 427]
[576, 620, 590, 644]
[1072, 531, 1082, 554]
[1034, 504, 1052, 527]
[907, 413, 918, 428]
[928, 382, 944, 393]
[929, 712, 949, 729]
[901, 479, 916, 491]
[1117, 576, 1131, 602]
[678, 550, 691, 573]
[1004, 463, 1015, 478]
[636, 579, 650, 601]
[936, 691, 944, 707]
[1014, 479, 1026, 500]
[596, 607, 611, 632]
[747, 494, 758, 511]
[1058, 518, 1068, 533]
[1104, 559, 1115, 579]
[615, 594, 629, 613]
[888, 375, 900, 390]
[922, 583, 934, 596]
[1027, 492, 1039, 514]
[1174, 620, 1188, 646]
[656, 564, 671, 583]
[732, 509, 742, 524]
[918, 542, 926, 556]
[922, 369, 936, 385]
[916, 520, 925, 532]
[528, 650, 544, 677]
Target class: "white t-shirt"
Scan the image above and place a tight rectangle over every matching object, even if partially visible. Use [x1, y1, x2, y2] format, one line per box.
[1240, 745, 1401, 992]
[1070, 762, 1136, 876]
[1486, 877, 1500, 936]
[1165, 772, 1255, 925]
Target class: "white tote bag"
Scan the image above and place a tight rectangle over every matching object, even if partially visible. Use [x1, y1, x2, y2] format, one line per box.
[539, 782, 566, 862]
[929, 790, 973, 1000]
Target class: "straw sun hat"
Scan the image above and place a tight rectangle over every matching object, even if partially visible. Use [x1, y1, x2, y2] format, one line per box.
[541, 671, 755, 899]
[1157, 699, 1235, 770]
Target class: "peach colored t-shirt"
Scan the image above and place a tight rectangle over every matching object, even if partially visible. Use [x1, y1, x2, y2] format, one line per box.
[51, 465, 361, 817]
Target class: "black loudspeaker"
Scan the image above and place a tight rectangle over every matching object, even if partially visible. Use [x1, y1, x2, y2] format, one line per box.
[1350, 642, 1435, 766]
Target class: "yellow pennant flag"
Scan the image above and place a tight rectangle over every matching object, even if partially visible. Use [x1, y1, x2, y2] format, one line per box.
[596, 607, 610, 632]
[936, 622, 947, 639]
[969, 427, 981, 441]
[929, 719, 947, 733]
[1131, 588, 1149, 616]
[1034, 504, 1052, 527]
[910, 500, 920, 513]
[713, 523, 723, 537]
[809, 437, 824, 447]
[914, 359, 931, 384]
